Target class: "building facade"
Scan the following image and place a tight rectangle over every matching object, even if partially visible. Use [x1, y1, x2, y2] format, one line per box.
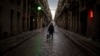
[0, 0, 52, 39]
[55, 0, 100, 42]
[30, 0, 52, 29]
[0, 0, 27, 38]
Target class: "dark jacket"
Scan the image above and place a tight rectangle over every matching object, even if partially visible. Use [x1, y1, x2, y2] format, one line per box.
[48, 24, 54, 34]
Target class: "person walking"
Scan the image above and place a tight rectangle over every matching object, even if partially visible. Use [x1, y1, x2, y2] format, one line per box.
[47, 23, 54, 39]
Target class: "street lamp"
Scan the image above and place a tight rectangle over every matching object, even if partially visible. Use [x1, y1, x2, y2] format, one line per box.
[36, 5, 42, 28]
[37, 6, 42, 11]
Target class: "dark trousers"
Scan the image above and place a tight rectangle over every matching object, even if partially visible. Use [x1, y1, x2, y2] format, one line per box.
[49, 33, 53, 39]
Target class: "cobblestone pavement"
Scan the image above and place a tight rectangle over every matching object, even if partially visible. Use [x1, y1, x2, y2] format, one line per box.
[3, 26, 86, 56]
[0, 28, 43, 55]
[58, 26, 100, 56]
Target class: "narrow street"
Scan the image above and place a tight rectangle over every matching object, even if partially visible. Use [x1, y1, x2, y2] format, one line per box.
[0, 0, 100, 56]
[2, 26, 86, 56]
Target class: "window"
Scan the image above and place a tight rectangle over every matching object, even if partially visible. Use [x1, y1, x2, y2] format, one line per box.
[27, 18, 29, 30]
[23, 0, 26, 9]
[0, 6, 2, 17]
[10, 10, 14, 34]
[17, 12, 20, 32]
[10, 0, 14, 3]
[17, 12, 20, 20]
[0, 6, 2, 27]
[11, 10, 14, 18]
[22, 17, 25, 31]
[17, 0, 21, 5]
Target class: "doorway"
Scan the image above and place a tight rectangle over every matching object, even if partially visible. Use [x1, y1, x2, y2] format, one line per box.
[80, 10, 87, 36]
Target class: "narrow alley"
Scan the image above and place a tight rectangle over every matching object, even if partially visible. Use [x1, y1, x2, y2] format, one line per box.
[0, 0, 100, 56]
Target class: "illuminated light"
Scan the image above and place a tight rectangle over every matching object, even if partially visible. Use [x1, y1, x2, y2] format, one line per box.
[90, 10, 93, 18]
[88, 10, 94, 19]
[37, 6, 42, 10]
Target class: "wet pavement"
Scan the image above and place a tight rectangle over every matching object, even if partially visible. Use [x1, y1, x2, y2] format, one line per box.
[1, 26, 94, 56]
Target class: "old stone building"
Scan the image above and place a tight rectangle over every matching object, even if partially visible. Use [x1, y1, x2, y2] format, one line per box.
[0, 0, 27, 38]
[55, 0, 100, 41]
[36, 0, 52, 29]
[0, 0, 51, 39]
[30, 0, 52, 30]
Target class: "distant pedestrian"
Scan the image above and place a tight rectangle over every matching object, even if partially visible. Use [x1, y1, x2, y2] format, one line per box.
[47, 23, 54, 39]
